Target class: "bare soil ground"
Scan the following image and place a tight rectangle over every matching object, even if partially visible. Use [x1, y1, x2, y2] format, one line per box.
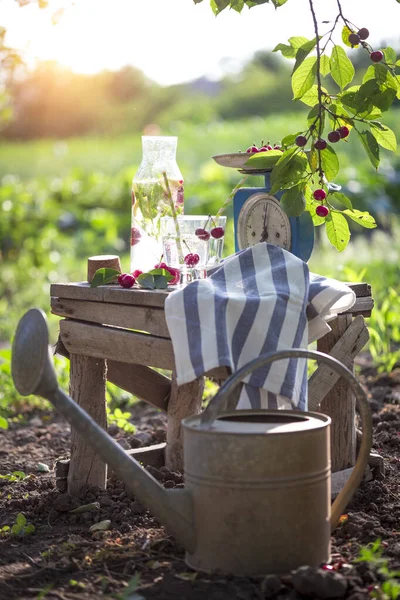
[0, 363, 399, 600]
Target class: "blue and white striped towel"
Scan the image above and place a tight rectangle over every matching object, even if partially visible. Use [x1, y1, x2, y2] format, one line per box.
[164, 243, 356, 411]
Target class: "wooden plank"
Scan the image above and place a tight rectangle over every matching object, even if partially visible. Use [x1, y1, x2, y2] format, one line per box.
[55, 336, 170, 411]
[51, 297, 170, 338]
[60, 320, 175, 370]
[308, 315, 370, 410]
[166, 371, 204, 471]
[317, 315, 356, 473]
[346, 282, 372, 298]
[125, 443, 166, 469]
[51, 282, 169, 308]
[107, 360, 170, 412]
[339, 296, 374, 317]
[68, 354, 108, 495]
[205, 366, 231, 380]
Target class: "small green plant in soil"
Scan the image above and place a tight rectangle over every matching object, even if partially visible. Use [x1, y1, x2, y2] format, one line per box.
[356, 539, 400, 599]
[106, 406, 136, 434]
[0, 471, 28, 483]
[1, 513, 36, 537]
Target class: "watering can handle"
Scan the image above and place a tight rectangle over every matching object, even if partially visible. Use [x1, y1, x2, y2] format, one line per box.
[201, 348, 373, 531]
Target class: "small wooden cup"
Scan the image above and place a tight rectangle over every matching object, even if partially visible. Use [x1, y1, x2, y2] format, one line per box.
[87, 255, 122, 283]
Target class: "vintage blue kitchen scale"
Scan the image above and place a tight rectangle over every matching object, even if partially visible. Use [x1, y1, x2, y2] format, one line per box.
[212, 152, 315, 262]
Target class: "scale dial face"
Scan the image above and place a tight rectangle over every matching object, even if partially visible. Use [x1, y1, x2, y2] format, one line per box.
[237, 192, 291, 251]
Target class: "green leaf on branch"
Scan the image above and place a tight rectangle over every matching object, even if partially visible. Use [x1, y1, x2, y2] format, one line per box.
[0, 416, 8, 430]
[383, 47, 397, 66]
[325, 212, 350, 251]
[319, 55, 331, 77]
[373, 88, 397, 111]
[271, 0, 288, 6]
[292, 37, 319, 74]
[273, 43, 296, 59]
[327, 101, 352, 130]
[307, 146, 318, 172]
[300, 84, 328, 107]
[370, 124, 397, 152]
[281, 132, 302, 147]
[320, 144, 339, 181]
[229, 0, 245, 10]
[270, 148, 308, 194]
[212, 0, 230, 14]
[274, 36, 309, 59]
[330, 192, 353, 210]
[280, 185, 305, 217]
[288, 36, 309, 51]
[90, 268, 120, 288]
[363, 63, 399, 104]
[364, 64, 397, 90]
[359, 107, 382, 121]
[245, 0, 271, 6]
[339, 85, 361, 111]
[292, 56, 317, 100]
[330, 45, 355, 89]
[358, 130, 380, 169]
[343, 209, 377, 229]
[245, 149, 282, 168]
[341, 25, 358, 48]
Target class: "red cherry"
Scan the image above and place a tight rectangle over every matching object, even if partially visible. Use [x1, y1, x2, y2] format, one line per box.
[337, 126, 350, 139]
[132, 269, 143, 278]
[370, 50, 384, 63]
[195, 227, 211, 241]
[316, 205, 329, 217]
[246, 145, 259, 153]
[210, 226, 225, 239]
[314, 189, 327, 201]
[118, 273, 135, 288]
[348, 33, 360, 46]
[130, 227, 142, 246]
[184, 253, 200, 267]
[328, 130, 341, 143]
[357, 28, 369, 40]
[314, 139, 327, 150]
[273, 145, 283, 151]
[321, 564, 335, 571]
[295, 135, 307, 147]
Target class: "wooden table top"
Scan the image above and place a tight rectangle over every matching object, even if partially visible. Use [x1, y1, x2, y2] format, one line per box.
[50, 282, 171, 308]
[50, 281, 373, 315]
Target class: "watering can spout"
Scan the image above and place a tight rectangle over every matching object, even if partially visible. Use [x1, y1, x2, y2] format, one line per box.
[11, 309, 196, 553]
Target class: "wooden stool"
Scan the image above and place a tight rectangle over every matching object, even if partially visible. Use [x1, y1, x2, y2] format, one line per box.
[51, 281, 374, 496]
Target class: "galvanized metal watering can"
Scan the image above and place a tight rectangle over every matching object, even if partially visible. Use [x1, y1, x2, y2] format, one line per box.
[11, 309, 372, 575]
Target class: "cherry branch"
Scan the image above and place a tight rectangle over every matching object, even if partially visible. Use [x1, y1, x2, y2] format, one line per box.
[308, 0, 324, 185]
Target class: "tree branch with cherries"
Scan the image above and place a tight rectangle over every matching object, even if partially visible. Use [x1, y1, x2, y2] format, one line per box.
[194, 0, 400, 251]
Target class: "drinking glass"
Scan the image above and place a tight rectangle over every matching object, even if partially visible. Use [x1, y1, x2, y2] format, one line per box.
[160, 215, 226, 284]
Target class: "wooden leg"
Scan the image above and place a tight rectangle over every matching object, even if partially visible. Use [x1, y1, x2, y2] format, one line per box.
[317, 315, 356, 473]
[166, 371, 204, 472]
[68, 354, 108, 495]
